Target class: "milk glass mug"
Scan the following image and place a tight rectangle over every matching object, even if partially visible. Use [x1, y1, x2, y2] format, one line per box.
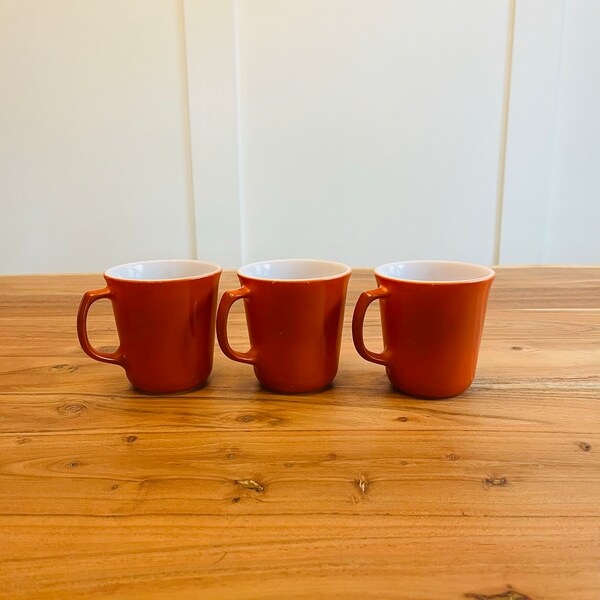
[217, 259, 351, 393]
[352, 260, 495, 398]
[77, 259, 222, 393]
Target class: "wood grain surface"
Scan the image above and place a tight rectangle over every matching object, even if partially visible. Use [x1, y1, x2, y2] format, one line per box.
[0, 267, 599, 599]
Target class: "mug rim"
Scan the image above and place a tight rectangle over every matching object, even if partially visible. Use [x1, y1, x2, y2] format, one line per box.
[238, 258, 352, 282]
[375, 260, 495, 284]
[104, 259, 222, 282]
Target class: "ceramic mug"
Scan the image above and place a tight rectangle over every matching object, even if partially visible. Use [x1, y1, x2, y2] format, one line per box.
[77, 259, 222, 393]
[352, 260, 495, 398]
[217, 259, 352, 393]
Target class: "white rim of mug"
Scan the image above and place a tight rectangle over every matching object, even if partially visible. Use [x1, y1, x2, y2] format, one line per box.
[238, 258, 352, 282]
[104, 259, 222, 282]
[375, 260, 495, 285]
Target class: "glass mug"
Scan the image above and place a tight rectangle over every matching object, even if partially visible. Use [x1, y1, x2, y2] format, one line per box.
[217, 259, 351, 393]
[352, 260, 495, 398]
[77, 259, 221, 393]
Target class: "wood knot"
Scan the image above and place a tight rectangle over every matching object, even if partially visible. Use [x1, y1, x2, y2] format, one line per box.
[49, 364, 78, 373]
[357, 474, 369, 495]
[232, 497, 241, 503]
[283, 462, 293, 469]
[235, 479, 264, 493]
[111, 484, 119, 490]
[465, 586, 532, 599]
[483, 477, 507, 488]
[511, 346, 523, 351]
[123, 435, 138, 444]
[397, 416, 408, 422]
[445, 453, 460, 461]
[16, 437, 31, 445]
[68, 461, 80, 469]
[579, 441, 592, 452]
[57, 402, 86, 416]
[237, 414, 255, 423]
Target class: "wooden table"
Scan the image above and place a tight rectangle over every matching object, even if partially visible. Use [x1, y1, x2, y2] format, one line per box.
[1, 267, 599, 599]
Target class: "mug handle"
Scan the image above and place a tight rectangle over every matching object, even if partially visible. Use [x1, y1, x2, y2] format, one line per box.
[76, 287, 125, 366]
[352, 286, 390, 366]
[216, 286, 257, 365]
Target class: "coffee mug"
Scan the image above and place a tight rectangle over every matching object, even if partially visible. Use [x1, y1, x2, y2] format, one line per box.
[352, 260, 495, 398]
[77, 259, 222, 393]
[217, 259, 351, 393]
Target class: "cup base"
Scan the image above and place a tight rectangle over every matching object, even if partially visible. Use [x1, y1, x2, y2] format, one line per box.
[259, 382, 333, 395]
[390, 382, 471, 400]
[130, 379, 209, 395]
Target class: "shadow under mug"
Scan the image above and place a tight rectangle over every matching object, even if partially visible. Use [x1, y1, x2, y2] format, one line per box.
[217, 259, 351, 394]
[77, 259, 222, 394]
[352, 260, 495, 398]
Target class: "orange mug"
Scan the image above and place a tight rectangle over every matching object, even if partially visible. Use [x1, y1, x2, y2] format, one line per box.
[352, 260, 495, 398]
[77, 259, 222, 393]
[217, 259, 351, 393]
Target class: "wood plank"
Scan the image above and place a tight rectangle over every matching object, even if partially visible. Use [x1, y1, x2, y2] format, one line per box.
[1, 267, 599, 316]
[1, 272, 599, 390]
[1, 515, 599, 600]
[3, 306, 600, 355]
[488, 266, 600, 309]
[0, 430, 597, 517]
[1, 344, 598, 394]
[0, 385, 599, 434]
[0, 268, 599, 598]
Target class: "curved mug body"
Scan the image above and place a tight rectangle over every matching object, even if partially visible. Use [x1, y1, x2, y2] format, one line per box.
[353, 260, 495, 398]
[77, 259, 222, 393]
[217, 259, 351, 394]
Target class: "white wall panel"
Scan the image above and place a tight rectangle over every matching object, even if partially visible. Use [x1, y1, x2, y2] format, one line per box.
[544, 0, 600, 263]
[3, 1, 599, 273]
[234, 0, 510, 266]
[501, 0, 600, 265]
[500, 0, 564, 264]
[184, 0, 242, 268]
[0, 0, 194, 274]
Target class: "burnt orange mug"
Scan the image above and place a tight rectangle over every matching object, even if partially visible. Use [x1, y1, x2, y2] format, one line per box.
[217, 259, 351, 393]
[77, 259, 222, 393]
[352, 260, 495, 398]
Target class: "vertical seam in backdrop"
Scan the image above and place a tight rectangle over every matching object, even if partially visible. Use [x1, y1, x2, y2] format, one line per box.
[493, 0, 517, 265]
[233, 0, 247, 265]
[179, 0, 198, 260]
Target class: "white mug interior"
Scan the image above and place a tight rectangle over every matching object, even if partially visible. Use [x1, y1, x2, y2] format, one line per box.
[105, 259, 221, 281]
[239, 259, 351, 281]
[376, 260, 495, 283]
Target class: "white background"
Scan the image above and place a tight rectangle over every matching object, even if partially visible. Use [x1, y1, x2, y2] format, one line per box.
[1, 0, 599, 273]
